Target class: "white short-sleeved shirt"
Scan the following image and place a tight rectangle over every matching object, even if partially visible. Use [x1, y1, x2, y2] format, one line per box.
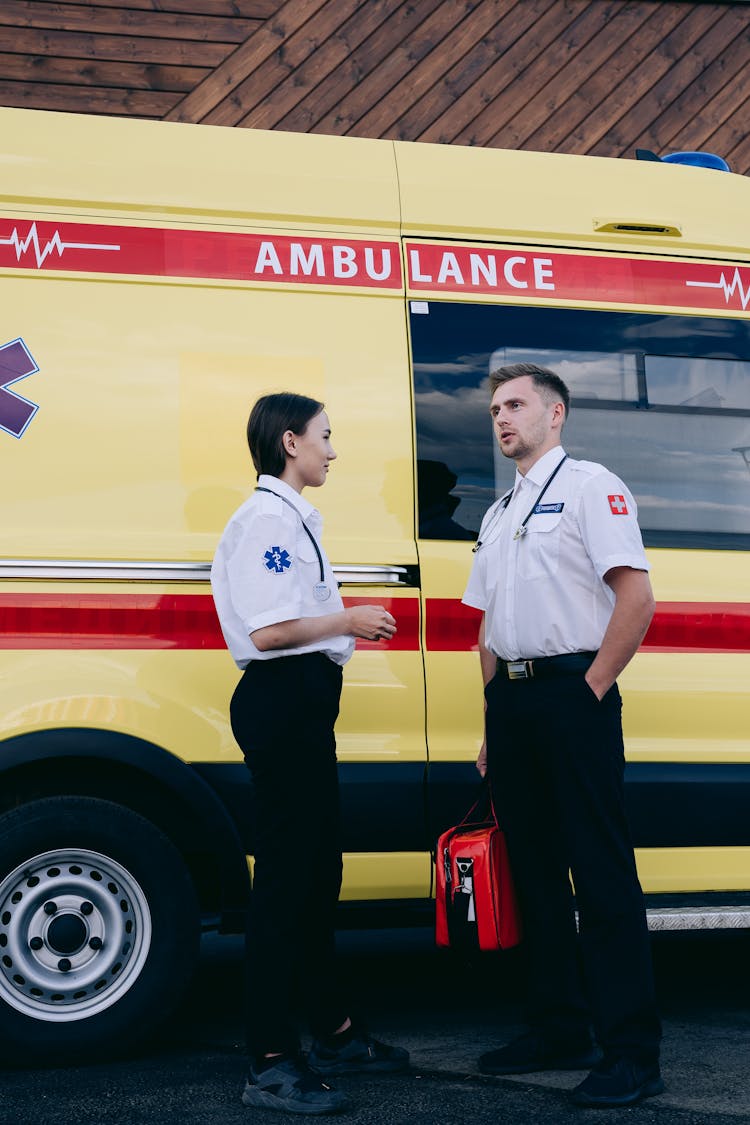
[462, 447, 650, 661]
[211, 474, 355, 669]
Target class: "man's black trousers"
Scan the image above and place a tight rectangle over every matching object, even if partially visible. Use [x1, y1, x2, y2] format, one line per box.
[230, 652, 349, 1057]
[486, 668, 661, 1063]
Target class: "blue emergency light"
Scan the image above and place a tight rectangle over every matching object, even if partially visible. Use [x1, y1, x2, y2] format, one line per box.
[635, 148, 731, 172]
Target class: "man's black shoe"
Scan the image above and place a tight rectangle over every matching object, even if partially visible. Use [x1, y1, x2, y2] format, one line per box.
[479, 1031, 600, 1076]
[571, 1055, 664, 1107]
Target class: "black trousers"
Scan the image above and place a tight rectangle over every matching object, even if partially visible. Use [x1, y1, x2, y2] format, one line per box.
[485, 667, 661, 1062]
[230, 652, 349, 1057]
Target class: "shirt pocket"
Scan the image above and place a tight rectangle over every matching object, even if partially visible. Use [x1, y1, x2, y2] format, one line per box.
[295, 534, 323, 585]
[296, 534, 318, 561]
[521, 510, 564, 581]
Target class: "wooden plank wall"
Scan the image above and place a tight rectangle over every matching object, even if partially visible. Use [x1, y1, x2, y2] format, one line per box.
[0, 0, 748, 173]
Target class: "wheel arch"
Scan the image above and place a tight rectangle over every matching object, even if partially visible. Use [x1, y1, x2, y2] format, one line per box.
[0, 728, 250, 931]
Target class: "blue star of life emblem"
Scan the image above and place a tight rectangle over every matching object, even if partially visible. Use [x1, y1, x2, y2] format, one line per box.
[264, 546, 292, 574]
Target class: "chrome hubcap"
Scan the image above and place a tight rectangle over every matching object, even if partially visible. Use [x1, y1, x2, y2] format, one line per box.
[0, 848, 151, 1022]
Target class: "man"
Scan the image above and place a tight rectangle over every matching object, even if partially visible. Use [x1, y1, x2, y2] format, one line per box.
[463, 363, 662, 1108]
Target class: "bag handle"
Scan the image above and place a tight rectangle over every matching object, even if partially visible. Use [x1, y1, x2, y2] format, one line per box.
[449, 778, 501, 841]
[454, 777, 499, 830]
[431, 778, 500, 864]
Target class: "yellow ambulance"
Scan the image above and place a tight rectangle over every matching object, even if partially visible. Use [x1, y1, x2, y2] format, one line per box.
[0, 106, 748, 1062]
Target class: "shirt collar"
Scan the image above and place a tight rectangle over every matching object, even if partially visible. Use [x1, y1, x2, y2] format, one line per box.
[257, 474, 317, 521]
[514, 446, 567, 489]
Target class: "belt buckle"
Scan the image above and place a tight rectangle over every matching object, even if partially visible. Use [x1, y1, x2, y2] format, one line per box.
[507, 660, 533, 680]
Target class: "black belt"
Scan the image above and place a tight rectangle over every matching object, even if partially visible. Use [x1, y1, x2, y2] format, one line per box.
[497, 652, 597, 680]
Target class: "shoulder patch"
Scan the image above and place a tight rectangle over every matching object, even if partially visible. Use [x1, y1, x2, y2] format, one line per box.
[263, 546, 292, 573]
[607, 494, 629, 515]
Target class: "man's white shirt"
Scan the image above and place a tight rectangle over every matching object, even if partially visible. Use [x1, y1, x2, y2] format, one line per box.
[211, 474, 354, 669]
[462, 447, 650, 660]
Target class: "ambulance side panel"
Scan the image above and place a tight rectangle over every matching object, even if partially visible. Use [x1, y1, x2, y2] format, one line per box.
[394, 139, 750, 902]
[0, 108, 425, 1062]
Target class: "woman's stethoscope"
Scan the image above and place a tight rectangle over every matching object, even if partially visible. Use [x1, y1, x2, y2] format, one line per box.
[472, 454, 568, 553]
[256, 487, 333, 601]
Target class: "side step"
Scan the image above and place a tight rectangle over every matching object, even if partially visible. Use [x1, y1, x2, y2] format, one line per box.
[646, 905, 750, 932]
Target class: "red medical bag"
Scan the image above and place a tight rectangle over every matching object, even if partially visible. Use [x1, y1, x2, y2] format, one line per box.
[435, 793, 522, 953]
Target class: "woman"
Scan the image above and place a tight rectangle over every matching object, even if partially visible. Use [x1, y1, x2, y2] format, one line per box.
[211, 392, 408, 1115]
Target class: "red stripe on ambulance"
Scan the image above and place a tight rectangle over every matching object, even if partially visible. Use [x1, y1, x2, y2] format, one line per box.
[1, 595, 747, 653]
[0, 593, 419, 651]
[4, 222, 748, 312]
[424, 599, 750, 653]
[0, 220, 402, 289]
[406, 242, 750, 314]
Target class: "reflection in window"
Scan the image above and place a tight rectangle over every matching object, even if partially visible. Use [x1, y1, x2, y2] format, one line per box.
[490, 347, 639, 403]
[562, 409, 750, 536]
[411, 301, 750, 547]
[645, 356, 750, 410]
[417, 460, 476, 541]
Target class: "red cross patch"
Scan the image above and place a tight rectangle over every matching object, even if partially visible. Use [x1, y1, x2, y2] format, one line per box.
[608, 494, 628, 515]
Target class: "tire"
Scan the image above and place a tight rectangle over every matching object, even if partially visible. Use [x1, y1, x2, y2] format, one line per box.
[0, 796, 200, 1065]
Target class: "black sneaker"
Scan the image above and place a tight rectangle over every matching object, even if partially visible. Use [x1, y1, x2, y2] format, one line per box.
[309, 1031, 409, 1075]
[242, 1054, 348, 1115]
[571, 1055, 664, 1107]
[479, 1031, 600, 1075]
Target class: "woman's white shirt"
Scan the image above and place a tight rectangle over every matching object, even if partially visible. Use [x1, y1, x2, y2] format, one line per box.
[211, 474, 355, 669]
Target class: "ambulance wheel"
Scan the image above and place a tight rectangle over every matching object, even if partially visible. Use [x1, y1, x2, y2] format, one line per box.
[0, 796, 200, 1065]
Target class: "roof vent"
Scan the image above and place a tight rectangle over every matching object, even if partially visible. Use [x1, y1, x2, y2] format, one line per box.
[635, 148, 731, 172]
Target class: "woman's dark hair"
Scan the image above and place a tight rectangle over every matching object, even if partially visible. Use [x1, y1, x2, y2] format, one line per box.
[246, 392, 324, 478]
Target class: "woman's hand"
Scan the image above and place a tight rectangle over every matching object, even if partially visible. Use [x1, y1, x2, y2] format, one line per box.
[345, 605, 397, 641]
[251, 605, 397, 651]
[476, 739, 487, 778]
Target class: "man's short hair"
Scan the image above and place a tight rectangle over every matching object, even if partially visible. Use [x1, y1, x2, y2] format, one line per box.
[247, 391, 324, 478]
[489, 362, 570, 419]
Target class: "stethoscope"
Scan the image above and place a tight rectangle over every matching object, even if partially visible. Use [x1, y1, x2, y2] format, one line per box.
[472, 454, 568, 553]
[255, 487, 332, 602]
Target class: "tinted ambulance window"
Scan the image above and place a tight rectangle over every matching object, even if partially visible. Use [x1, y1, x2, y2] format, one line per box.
[644, 356, 750, 410]
[410, 302, 750, 549]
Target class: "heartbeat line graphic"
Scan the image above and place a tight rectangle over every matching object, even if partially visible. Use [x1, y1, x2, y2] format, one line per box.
[686, 268, 750, 310]
[0, 223, 120, 269]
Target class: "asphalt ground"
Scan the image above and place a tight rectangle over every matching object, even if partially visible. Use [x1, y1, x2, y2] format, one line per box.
[2, 927, 750, 1124]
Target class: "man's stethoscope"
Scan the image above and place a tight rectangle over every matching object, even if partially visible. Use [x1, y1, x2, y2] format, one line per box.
[472, 453, 568, 553]
[255, 486, 333, 601]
